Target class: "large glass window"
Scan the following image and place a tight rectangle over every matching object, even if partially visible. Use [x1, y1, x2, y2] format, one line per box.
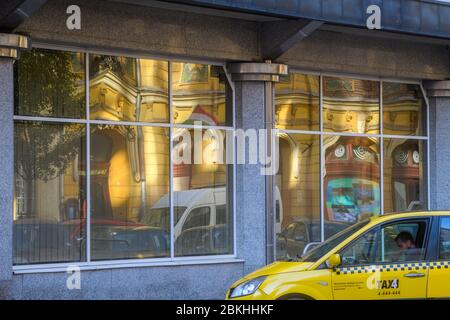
[13, 48, 234, 266]
[275, 73, 428, 261]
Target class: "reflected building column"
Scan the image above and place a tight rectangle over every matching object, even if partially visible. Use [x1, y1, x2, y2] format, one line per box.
[228, 62, 288, 273]
[424, 80, 450, 210]
[0, 33, 29, 297]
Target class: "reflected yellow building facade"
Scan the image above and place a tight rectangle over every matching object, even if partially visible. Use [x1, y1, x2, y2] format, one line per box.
[13, 50, 233, 264]
[275, 75, 426, 258]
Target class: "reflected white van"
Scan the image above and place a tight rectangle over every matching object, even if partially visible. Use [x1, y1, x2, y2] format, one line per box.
[143, 186, 283, 241]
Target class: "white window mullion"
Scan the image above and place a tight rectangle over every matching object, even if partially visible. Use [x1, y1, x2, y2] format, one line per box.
[380, 81, 384, 215]
[168, 61, 175, 260]
[85, 52, 91, 263]
[319, 74, 325, 242]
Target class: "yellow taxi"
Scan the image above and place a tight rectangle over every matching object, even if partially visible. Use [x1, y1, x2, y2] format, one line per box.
[227, 211, 450, 300]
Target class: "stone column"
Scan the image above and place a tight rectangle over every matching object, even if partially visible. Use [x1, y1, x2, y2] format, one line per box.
[0, 33, 29, 298]
[424, 81, 450, 210]
[228, 62, 288, 274]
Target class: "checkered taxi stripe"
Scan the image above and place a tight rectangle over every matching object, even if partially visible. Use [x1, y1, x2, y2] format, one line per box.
[334, 261, 450, 275]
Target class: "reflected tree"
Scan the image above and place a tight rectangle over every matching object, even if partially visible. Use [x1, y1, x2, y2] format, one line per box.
[14, 49, 85, 218]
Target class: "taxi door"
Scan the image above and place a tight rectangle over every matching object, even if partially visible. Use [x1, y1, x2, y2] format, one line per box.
[427, 216, 450, 298]
[332, 218, 430, 299]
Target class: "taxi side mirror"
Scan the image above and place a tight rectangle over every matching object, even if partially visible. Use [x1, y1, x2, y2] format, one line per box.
[326, 253, 341, 268]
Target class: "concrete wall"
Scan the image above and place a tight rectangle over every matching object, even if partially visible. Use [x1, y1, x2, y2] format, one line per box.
[429, 96, 450, 210]
[11, 262, 244, 299]
[15, 0, 259, 62]
[0, 58, 14, 299]
[282, 30, 450, 81]
[14, 0, 450, 80]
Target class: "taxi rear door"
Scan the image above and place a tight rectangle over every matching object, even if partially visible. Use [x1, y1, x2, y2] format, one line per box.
[427, 216, 450, 298]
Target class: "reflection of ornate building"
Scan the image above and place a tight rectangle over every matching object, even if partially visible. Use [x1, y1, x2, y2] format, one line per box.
[384, 140, 422, 212]
[324, 136, 380, 223]
[171, 63, 230, 126]
[383, 83, 424, 136]
[89, 56, 169, 123]
[323, 78, 380, 134]
[276, 133, 320, 229]
[275, 73, 320, 130]
[87, 57, 229, 221]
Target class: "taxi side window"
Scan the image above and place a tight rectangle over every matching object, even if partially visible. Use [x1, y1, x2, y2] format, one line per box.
[375, 221, 427, 263]
[439, 217, 450, 260]
[340, 228, 377, 266]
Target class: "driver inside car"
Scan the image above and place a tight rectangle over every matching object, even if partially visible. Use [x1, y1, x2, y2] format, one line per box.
[394, 231, 422, 262]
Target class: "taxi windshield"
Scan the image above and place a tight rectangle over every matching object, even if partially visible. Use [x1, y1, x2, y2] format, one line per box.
[300, 219, 370, 262]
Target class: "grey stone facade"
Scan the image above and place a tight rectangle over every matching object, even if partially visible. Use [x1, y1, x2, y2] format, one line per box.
[0, 58, 14, 299]
[11, 262, 244, 300]
[235, 81, 268, 275]
[0, 0, 450, 300]
[428, 83, 450, 210]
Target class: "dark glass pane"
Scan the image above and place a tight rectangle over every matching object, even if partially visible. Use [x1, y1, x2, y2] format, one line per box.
[14, 121, 86, 264]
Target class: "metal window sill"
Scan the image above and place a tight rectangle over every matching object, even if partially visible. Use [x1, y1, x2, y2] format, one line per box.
[13, 256, 245, 274]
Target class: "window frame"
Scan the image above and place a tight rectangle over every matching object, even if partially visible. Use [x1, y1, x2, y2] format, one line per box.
[336, 217, 433, 268]
[12, 44, 237, 273]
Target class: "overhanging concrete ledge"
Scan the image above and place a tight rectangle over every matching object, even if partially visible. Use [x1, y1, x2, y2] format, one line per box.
[424, 81, 450, 97]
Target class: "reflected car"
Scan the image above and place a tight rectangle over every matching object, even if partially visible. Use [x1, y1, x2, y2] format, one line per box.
[13, 219, 82, 264]
[175, 224, 230, 256]
[276, 219, 349, 260]
[14, 218, 170, 264]
[227, 211, 450, 300]
[89, 223, 169, 260]
[64, 218, 170, 260]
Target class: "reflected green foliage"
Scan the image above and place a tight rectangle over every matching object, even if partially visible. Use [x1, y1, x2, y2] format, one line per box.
[15, 48, 84, 118]
[15, 122, 84, 183]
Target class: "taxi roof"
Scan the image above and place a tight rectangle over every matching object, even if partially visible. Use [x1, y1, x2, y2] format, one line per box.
[367, 210, 450, 225]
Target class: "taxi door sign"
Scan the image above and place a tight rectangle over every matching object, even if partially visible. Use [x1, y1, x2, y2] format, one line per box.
[376, 279, 399, 289]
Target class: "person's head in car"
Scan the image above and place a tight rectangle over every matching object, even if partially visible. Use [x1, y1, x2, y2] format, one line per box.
[395, 231, 416, 251]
